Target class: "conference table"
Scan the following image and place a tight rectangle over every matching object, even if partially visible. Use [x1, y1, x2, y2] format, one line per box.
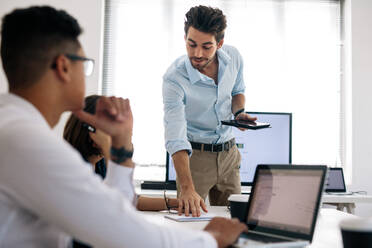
[138, 188, 372, 214]
[322, 193, 372, 214]
[139, 206, 357, 248]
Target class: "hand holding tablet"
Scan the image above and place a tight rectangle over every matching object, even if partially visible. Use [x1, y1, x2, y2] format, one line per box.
[221, 119, 271, 130]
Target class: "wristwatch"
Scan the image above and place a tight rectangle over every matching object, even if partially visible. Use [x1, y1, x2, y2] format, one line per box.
[234, 108, 245, 119]
[110, 146, 133, 164]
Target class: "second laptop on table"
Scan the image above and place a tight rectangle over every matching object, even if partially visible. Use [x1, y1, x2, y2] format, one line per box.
[235, 164, 327, 248]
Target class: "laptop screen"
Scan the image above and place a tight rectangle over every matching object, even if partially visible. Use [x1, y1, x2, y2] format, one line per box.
[325, 168, 346, 192]
[246, 165, 326, 240]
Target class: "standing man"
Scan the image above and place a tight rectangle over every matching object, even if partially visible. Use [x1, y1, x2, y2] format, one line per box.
[163, 5, 256, 217]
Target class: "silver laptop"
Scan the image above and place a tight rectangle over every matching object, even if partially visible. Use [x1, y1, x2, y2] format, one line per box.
[325, 167, 351, 194]
[235, 164, 327, 248]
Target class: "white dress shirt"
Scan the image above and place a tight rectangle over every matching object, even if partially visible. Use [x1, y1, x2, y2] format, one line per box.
[0, 93, 217, 248]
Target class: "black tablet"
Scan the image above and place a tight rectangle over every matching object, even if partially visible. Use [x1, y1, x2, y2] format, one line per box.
[221, 119, 271, 130]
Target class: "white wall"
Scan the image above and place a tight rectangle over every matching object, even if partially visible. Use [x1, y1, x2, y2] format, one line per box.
[346, 0, 372, 217]
[0, 0, 104, 135]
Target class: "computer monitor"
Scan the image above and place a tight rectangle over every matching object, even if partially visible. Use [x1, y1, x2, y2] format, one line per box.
[166, 112, 292, 186]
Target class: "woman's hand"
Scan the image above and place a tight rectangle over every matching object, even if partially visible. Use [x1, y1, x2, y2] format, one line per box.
[89, 129, 111, 160]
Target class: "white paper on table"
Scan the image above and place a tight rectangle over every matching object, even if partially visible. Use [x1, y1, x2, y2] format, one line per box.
[164, 213, 216, 222]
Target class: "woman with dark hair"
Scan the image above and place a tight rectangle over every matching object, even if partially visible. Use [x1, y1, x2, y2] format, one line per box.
[64, 95, 109, 179]
[64, 95, 178, 211]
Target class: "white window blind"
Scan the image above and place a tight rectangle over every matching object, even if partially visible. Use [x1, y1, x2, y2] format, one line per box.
[103, 0, 342, 180]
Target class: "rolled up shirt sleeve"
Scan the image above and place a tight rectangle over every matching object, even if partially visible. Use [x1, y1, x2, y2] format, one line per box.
[163, 78, 192, 156]
[231, 49, 246, 96]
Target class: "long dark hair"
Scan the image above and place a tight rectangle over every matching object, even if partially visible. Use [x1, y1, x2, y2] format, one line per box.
[63, 95, 101, 160]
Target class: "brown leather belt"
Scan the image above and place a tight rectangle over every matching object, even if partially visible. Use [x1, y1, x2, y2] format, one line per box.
[190, 138, 236, 152]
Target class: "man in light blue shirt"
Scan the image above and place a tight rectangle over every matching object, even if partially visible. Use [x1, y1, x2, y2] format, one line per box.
[163, 5, 256, 217]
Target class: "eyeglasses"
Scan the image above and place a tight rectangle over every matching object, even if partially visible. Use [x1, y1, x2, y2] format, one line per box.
[65, 54, 95, 76]
[51, 54, 95, 76]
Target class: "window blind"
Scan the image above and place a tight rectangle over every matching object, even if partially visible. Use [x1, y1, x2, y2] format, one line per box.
[102, 0, 342, 180]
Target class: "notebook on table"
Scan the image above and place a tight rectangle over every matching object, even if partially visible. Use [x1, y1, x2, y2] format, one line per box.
[164, 212, 215, 222]
[235, 164, 327, 248]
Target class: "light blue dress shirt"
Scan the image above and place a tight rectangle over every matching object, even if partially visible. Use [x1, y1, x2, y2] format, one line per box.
[163, 45, 245, 156]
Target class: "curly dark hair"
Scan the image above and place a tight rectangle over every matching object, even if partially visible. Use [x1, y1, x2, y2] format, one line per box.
[1, 6, 82, 90]
[184, 5, 227, 42]
[63, 95, 101, 160]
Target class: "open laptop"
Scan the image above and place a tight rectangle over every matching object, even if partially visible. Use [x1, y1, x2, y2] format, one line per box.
[235, 164, 327, 248]
[325, 167, 350, 194]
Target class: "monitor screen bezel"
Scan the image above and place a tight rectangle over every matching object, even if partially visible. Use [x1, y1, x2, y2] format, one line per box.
[165, 111, 292, 186]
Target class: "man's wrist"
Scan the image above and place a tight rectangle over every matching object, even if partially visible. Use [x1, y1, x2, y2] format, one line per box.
[180, 183, 195, 192]
[110, 146, 133, 164]
[111, 134, 132, 150]
[233, 108, 245, 119]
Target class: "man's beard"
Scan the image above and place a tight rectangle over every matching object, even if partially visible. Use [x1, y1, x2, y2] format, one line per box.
[190, 56, 215, 71]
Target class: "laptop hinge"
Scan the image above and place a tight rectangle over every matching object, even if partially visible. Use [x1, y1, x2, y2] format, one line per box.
[248, 230, 301, 242]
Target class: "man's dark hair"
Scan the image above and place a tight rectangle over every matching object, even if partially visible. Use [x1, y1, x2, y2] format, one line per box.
[64, 95, 102, 160]
[1, 6, 82, 90]
[184, 5, 227, 43]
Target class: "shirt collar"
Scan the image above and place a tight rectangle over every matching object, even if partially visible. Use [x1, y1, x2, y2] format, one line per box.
[217, 47, 232, 66]
[0, 93, 51, 129]
[185, 57, 203, 84]
[185, 48, 232, 85]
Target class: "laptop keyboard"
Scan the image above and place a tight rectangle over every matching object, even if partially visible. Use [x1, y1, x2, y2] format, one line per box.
[240, 232, 291, 243]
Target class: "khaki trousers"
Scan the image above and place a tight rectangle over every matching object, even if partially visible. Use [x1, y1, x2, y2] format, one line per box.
[177, 145, 241, 206]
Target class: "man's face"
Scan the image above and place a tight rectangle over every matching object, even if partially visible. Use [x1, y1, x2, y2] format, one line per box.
[185, 26, 223, 71]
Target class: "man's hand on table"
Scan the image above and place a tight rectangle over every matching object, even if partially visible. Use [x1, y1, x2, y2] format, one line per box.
[204, 217, 248, 248]
[178, 188, 208, 217]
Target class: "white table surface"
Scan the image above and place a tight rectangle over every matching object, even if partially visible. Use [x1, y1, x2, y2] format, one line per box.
[322, 193, 372, 203]
[137, 188, 372, 203]
[322, 194, 372, 214]
[137, 188, 372, 214]
[139, 207, 357, 248]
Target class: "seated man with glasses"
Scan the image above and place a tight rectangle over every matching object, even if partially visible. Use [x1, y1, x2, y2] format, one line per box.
[0, 5, 247, 248]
